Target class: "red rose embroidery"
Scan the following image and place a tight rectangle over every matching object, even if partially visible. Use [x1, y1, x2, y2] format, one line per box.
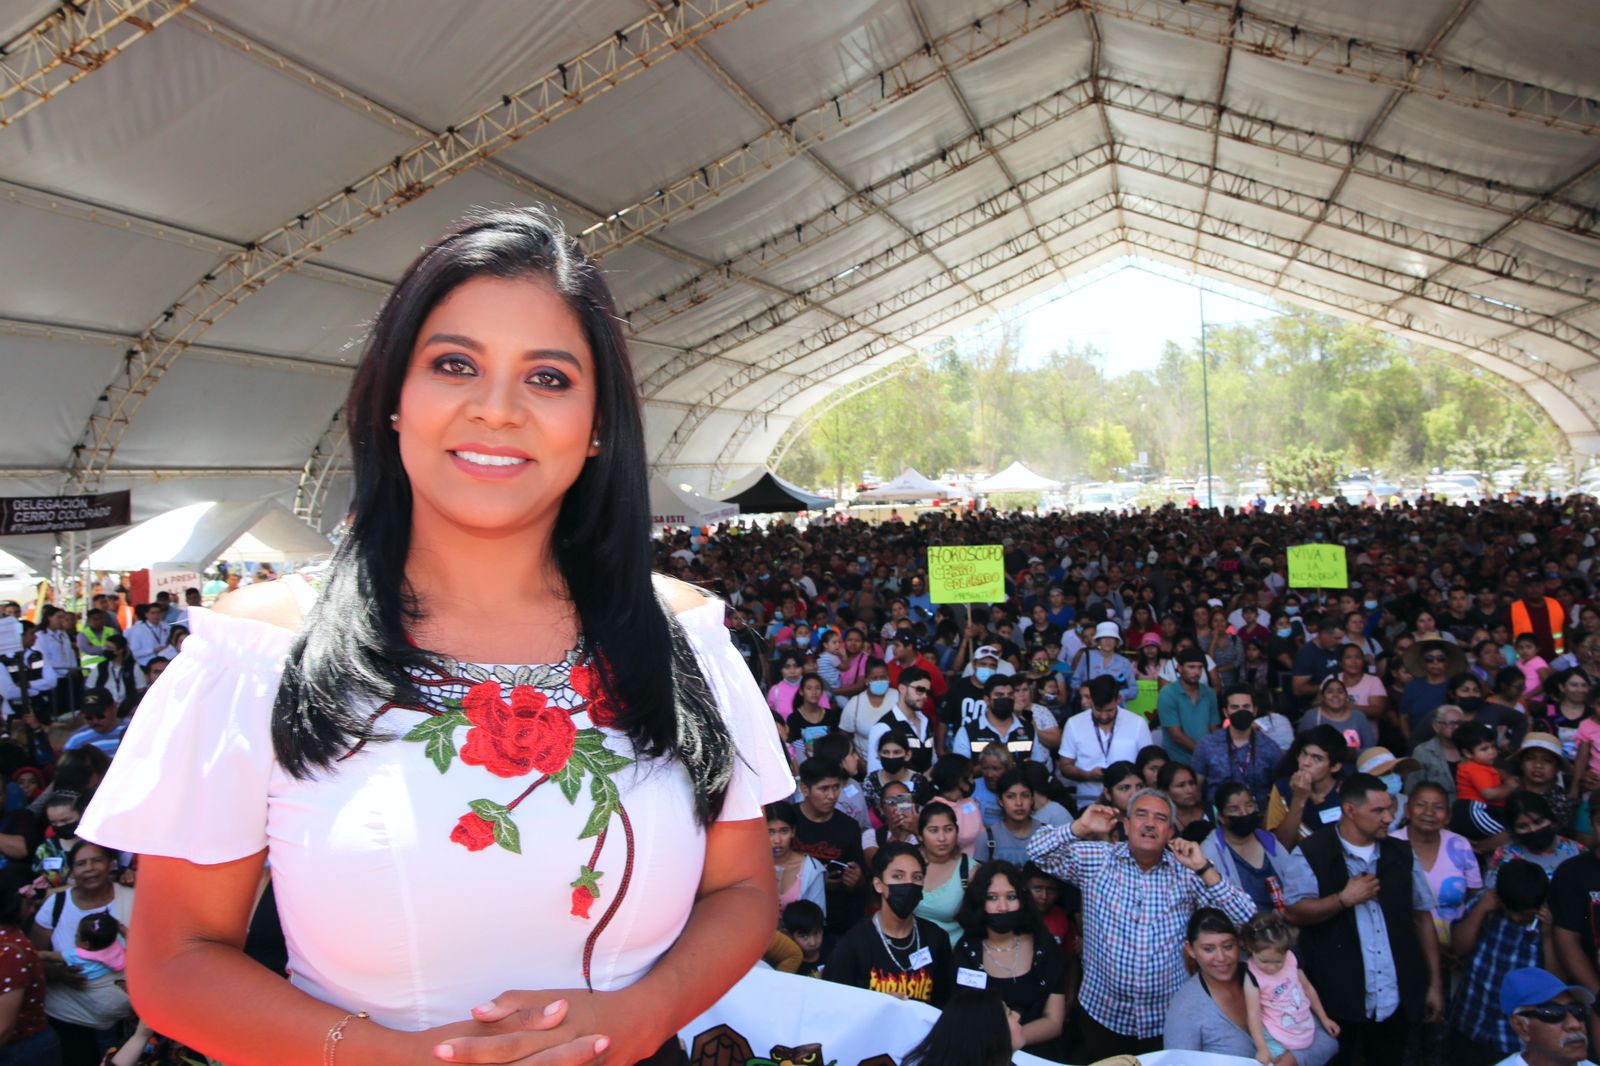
[460, 681, 577, 778]
[569, 658, 622, 729]
[571, 884, 597, 918]
[451, 812, 496, 851]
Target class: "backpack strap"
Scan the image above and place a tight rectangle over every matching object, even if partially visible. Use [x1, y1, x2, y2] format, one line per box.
[51, 889, 66, 929]
[959, 854, 971, 893]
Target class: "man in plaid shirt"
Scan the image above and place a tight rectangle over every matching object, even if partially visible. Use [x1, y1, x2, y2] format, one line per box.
[1028, 789, 1257, 1058]
[1451, 859, 1556, 1063]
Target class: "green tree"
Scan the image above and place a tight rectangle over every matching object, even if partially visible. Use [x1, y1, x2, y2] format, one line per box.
[1084, 420, 1135, 479]
[773, 305, 1568, 493]
[1264, 444, 1344, 498]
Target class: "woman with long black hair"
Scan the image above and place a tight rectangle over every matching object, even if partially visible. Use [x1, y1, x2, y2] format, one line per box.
[79, 208, 792, 1066]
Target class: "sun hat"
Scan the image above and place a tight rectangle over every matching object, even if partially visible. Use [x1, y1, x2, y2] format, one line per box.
[1093, 621, 1122, 645]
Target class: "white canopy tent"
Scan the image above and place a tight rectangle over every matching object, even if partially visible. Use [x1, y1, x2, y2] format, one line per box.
[87, 499, 331, 572]
[857, 467, 948, 501]
[974, 461, 1064, 494]
[2, 0, 1599, 527]
[650, 477, 739, 528]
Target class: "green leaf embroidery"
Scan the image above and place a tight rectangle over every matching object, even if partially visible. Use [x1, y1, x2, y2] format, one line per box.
[468, 799, 522, 854]
[570, 865, 603, 894]
[403, 713, 467, 774]
[579, 770, 621, 840]
[552, 761, 585, 804]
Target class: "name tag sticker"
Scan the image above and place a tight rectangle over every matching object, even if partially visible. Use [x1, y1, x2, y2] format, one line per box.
[41, 857, 62, 871]
[909, 947, 934, 970]
[956, 966, 989, 988]
[1319, 806, 1343, 824]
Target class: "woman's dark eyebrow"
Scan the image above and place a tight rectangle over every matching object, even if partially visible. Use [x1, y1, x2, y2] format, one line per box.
[422, 333, 581, 370]
[523, 348, 582, 369]
[422, 331, 483, 351]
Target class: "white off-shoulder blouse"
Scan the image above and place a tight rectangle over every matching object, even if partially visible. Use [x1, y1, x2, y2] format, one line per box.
[80, 591, 792, 1030]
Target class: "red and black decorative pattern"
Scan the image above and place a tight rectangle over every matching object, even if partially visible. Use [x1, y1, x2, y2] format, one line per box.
[344, 648, 635, 984]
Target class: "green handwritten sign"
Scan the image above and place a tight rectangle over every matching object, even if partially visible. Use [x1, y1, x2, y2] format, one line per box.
[1128, 678, 1160, 718]
[928, 544, 1006, 604]
[1287, 543, 1348, 589]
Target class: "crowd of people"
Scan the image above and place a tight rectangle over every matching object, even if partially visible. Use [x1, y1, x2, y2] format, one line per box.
[9, 493, 1600, 1063]
[0, 576, 260, 1065]
[655, 492, 1600, 1066]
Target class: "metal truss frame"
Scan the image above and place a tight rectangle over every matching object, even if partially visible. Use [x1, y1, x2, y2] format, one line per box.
[661, 226, 1121, 478]
[625, 80, 1100, 336]
[1266, 0, 1479, 289]
[643, 130, 1599, 405]
[626, 73, 1599, 350]
[1106, 148, 1600, 360]
[575, 0, 1086, 262]
[1122, 228, 1600, 429]
[0, 0, 191, 128]
[1085, 0, 1600, 135]
[649, 206, 1125, 464]
[1115, 192, 1600, 365]
[62, 0, 766, 491]
[763, 255, 1134, 472]
[638, 151, 1117, 395]
[669, 200, 1600, 482]
[904, 0, 1075, 287]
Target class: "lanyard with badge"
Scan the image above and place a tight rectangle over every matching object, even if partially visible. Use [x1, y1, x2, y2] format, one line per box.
[1095, 718, 1116, 762]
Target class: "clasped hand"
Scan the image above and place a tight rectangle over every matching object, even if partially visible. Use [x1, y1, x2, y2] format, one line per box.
[426, 989, 660, 1065]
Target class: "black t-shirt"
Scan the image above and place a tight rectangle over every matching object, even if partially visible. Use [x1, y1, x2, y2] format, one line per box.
[1550, 849, 1600, 971]
[943, 679, 988, 731]
[825, 915, 953, 1006]
[952, 932, 1067, 1024]
[792, 809, 866, 933]
[1440, 610, 1479, 645]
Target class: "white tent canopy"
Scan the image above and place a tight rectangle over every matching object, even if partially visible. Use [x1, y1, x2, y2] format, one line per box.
[974, 462, 1063, 494]
[3, 0, 1599, 522]
[650, 477, 739, 528]
[857, 467, 947, 501]
[88, 499, 331, 572]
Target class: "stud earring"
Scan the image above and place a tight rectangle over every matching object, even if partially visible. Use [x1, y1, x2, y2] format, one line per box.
[390, 413, 399, 424]
[591, 438, 600, 448]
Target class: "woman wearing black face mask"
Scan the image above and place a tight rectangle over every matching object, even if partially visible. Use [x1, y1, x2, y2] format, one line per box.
[824, 843, 951, 1007]
[862, 731, 925, 821]
[1198, 782, 1295, 914]
[1486, 791, 1582, 884]
[950, 860, 1067, 1057]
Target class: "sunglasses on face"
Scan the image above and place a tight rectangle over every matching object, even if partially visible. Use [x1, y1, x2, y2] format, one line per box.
[1516, 1003, 1590, 1024]
[1423, 655, 1446, 664]
[907, 685, 931, 695]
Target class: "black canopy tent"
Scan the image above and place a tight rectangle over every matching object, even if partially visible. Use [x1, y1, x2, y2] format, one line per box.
[717, 470, 832, 514]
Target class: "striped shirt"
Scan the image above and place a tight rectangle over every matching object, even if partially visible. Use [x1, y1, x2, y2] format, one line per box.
[63, 721, 128, 758]
[1028, 826, 1256, 1038]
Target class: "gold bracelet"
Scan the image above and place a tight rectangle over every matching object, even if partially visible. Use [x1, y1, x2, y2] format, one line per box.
[324, 1010, 369, 1066]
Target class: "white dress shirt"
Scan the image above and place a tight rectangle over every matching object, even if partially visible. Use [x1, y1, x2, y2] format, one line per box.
[1059, 707, 1153, 805]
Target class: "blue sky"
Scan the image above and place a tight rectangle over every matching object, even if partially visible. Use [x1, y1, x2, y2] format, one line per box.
[1014, 260, 1277, 375]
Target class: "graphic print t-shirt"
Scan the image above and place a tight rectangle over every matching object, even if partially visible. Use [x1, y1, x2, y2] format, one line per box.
[824, 915, 952, 1006]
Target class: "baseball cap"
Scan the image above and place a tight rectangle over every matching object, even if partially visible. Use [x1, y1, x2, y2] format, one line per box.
[80, 688, 114, 716]
[889, 628, 915, 646]
[1500, 967, 1595, 1019]
[973, 644, 1000, 662]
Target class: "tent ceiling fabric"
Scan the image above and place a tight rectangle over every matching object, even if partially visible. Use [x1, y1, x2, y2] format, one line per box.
[5, 0, 1600, 522]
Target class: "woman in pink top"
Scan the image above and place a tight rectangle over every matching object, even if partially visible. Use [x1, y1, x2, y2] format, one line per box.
[1337, 643, 1390, 726]
[918, 755, 984, 858]
[766, 651, 831, 719]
